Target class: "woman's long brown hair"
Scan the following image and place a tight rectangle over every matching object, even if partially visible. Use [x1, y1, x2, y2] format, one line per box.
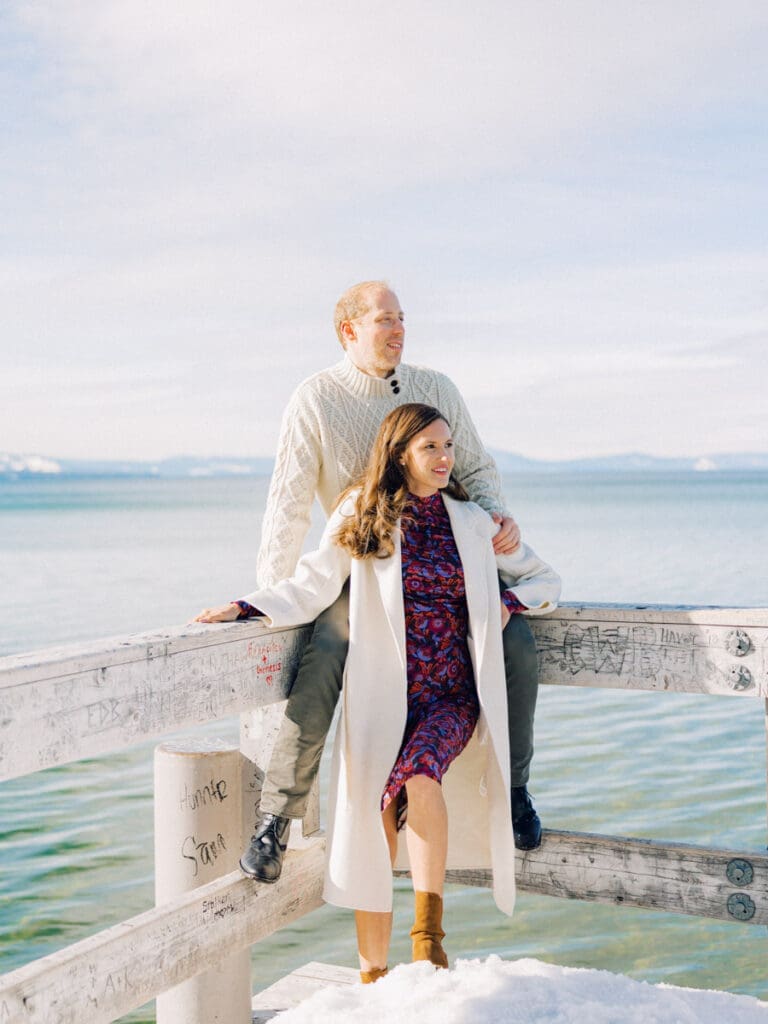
[335, 403, 469, 559]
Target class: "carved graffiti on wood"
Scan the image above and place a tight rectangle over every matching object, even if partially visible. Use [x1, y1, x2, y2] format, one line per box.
[179, 777, 228, 812]
[103, 965, 134, 998]
[539, 623, 696, 678]
[538, 622, 703, 691]
[181, 833, 228, 877]
[534, 617, 764, 694]
[202, 894, 239, 922]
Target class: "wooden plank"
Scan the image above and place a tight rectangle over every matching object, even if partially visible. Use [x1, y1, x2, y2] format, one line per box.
[251, 962, 357, 1022]
[0, 835, 325, 1024]
[2, 604, 766, 782]
[2, 606, 763, 690]
[0, 621, 311, 782]
[0, 621, 304, 687]
[532, 605, 768, 698]
[440, 829, 768, 924]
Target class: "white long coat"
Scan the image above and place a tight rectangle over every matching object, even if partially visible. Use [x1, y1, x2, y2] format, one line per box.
[242, 493, 560, 915]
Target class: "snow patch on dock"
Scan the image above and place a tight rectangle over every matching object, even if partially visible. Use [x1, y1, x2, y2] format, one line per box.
[272, 956, 768, 1023]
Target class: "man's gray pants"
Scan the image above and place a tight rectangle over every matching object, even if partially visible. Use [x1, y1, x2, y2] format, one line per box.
[259, 580, 540, 819]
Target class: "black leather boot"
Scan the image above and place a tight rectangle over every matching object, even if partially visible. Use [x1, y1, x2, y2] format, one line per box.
[511, 786, 542, 850]
[239, 814, 291, 881]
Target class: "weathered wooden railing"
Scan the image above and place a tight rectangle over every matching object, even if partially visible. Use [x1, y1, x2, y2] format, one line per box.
[1, 605, 767, 1023]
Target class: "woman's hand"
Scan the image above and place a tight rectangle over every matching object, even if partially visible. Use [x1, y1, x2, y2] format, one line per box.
[500, 599, 511, 631]
[193, 603, 242, 623]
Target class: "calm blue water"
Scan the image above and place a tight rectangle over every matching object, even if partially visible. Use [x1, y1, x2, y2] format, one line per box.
[1, 473, 767, 1020]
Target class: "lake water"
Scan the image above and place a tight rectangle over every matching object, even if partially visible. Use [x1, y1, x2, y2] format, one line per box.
[1, 472, 767, 1021]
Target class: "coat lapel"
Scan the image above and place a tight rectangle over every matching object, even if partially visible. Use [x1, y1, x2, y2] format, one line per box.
[442, 496, 490, 674]
[371, 526, 407, 673]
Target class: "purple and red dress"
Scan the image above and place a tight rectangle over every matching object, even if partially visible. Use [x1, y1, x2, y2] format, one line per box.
[381, 492, 480, 818]
[237, 490, 525, 824]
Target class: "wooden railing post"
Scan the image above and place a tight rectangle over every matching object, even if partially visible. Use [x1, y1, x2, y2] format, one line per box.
[154, 738, 251, 1024]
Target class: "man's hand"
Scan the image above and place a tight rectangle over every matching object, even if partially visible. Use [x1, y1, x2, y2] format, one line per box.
[491, 514, 521, 555]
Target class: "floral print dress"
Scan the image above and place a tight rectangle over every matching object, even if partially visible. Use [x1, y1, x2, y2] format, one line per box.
[381, 492, 480, 817]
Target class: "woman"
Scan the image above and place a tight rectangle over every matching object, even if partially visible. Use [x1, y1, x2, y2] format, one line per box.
[195, 404, 560, 982]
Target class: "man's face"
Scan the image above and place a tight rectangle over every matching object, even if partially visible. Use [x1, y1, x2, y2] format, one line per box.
[343, 289, 404, 378]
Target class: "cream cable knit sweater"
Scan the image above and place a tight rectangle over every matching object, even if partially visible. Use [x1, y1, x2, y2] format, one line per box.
[257, 355, 508, 586]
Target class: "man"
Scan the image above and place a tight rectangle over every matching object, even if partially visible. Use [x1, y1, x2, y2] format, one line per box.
[240, 280, 542, 882]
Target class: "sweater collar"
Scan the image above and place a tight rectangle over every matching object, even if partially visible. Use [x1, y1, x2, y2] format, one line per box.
[337, 354, 409, 398]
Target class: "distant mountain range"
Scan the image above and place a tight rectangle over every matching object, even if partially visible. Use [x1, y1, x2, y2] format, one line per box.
[487, 450, 768, 473]
[2, 450, 768, 478]
[0, 454, 276, 478]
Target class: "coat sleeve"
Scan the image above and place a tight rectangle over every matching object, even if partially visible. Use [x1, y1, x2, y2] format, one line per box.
[486, 515, 561, 615]
[241, 501, 352, 627]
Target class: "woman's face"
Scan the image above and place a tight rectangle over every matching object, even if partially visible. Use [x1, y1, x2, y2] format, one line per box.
[401, 418, 455, 497]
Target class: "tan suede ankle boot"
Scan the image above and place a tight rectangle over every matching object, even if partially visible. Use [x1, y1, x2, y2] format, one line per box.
[360, 966, 388, 984]
[410, 890, 449, 968]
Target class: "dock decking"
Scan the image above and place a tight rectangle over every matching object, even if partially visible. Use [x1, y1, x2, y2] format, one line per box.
[251, 963, 358, 1022]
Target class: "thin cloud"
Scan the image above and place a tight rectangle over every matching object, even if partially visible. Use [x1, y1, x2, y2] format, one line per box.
[2, 2, 767, 459]
[15, 2, 768, 184]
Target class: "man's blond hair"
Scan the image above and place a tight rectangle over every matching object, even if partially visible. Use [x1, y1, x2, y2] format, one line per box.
[334, 280, 391, 347]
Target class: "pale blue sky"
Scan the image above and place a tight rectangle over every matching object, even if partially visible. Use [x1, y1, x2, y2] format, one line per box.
[1, 1, 766, 460]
